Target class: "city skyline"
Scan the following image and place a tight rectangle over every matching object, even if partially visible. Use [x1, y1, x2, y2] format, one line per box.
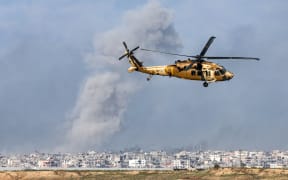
[1, 149, 288, 170]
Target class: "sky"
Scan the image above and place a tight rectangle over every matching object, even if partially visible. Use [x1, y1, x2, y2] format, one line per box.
[0, 0, 288, 153]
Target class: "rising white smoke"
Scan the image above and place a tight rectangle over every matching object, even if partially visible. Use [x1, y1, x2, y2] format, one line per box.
[62, 1, 182, 151]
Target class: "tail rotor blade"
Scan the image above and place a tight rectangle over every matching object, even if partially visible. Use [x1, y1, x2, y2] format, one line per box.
[119, 42, 140, 60]
[123, 41, 129, 51]
[118, 53, 128, 60]
[131, 46, 139, 52]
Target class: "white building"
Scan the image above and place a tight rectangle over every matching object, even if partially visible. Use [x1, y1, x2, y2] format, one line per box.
[209, 154, 221, 162]
[172, 159, 190, 169]
[7, 158, 21, 167]
[269, 163, 284, 169]
[128, 159, 146, 168]
[38, 160, 50, 168]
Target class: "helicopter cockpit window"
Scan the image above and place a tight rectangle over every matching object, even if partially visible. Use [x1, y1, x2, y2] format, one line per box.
[219, 69, 225, 75]
[219, 67, 226, 75]
[215, 70, 220, 76]
[191, 70, 196, 76]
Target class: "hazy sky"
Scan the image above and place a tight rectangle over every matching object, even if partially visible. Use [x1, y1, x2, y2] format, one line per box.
[0, 0, 287, 153]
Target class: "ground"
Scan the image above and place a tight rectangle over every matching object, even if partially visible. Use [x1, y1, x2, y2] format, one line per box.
[1, 168, 288, 180]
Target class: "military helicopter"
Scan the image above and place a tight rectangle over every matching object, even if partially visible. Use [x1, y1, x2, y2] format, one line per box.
[118, 36, 259, 87]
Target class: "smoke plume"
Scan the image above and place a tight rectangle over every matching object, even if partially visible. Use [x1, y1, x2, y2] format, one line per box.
[62, 1, 182, 151]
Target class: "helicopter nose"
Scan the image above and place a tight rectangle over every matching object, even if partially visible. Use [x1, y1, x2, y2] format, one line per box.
[226, 71, 234, 80]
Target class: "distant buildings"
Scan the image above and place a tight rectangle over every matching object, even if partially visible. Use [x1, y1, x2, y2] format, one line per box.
[1, 150, 288, 170]
[129, 159, 146, 168]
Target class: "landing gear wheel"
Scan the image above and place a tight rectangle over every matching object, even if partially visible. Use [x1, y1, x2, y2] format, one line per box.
[203, 82, 208, 87]
[147, 75, 152, 81]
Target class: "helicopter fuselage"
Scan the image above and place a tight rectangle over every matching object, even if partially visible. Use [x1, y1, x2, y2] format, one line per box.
[133, 59, 234, 83]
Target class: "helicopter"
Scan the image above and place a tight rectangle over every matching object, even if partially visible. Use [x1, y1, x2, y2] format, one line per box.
[118, 36, 259, 87]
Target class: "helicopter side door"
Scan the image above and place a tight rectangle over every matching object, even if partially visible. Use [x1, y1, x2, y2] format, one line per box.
[203, 70, 215, 81]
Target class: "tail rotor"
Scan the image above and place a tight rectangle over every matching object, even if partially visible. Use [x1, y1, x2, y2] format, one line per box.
[118, 41, 139, 60]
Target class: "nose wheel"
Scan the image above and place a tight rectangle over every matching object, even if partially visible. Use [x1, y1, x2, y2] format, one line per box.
[203, 82, 208, 87]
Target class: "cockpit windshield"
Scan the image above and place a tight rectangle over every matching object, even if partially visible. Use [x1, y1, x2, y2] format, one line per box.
[219, 66, 226, 75]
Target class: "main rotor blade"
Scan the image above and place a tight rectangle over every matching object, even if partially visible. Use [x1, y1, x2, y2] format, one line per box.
[141, 46, 260, 61]
[199, 36, 216, 57]
[203, 56, 260, 61]
[141, 48, 197, 58]
[184, 63, 194, 71]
